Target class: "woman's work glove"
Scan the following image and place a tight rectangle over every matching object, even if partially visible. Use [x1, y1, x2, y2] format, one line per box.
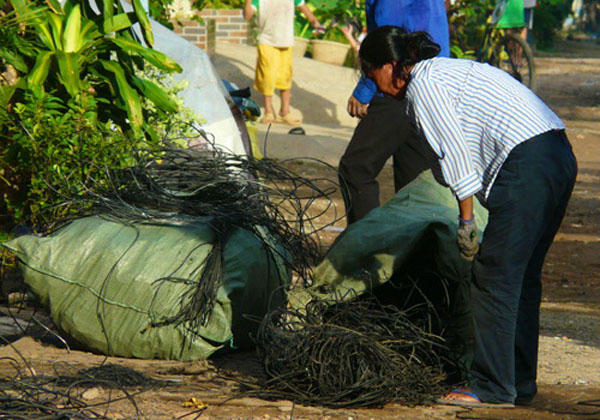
[457, 217, 479, 261]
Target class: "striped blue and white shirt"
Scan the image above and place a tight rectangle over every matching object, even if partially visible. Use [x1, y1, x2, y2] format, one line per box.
[406, 57, 565, 203]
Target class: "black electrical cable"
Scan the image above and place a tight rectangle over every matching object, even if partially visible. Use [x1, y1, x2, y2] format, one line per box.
[32, 136, 343, 342]
[243, 294, 449, 408]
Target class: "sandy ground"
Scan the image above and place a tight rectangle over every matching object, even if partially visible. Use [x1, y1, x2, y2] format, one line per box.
[1, 38, 600, 419]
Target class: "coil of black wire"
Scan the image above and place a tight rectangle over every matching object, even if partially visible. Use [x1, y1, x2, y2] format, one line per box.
[250, 297, 448, 408]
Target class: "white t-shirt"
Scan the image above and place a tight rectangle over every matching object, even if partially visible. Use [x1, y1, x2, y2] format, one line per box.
[252, 0, 305, 47]
[523, 0, 536, 8]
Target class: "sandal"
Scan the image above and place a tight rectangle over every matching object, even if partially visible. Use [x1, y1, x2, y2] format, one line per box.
[277, 113, 301, 126]
[288, 127, 305, 135]
[259, 112, 276, 124]
[436, 389, 515, 409]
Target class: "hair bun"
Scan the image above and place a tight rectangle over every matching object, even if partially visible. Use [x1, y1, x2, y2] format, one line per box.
[406, 32, 441, 62]
[359, 26, 442, 77]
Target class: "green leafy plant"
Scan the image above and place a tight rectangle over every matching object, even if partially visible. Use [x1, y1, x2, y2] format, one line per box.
[447, 0, 494, 58]
[294, 19, 314, 39]
[138, 66, 205, 148]
[0, 87, 146, 225]
[0, 0, 198, 227]
[0, 0, 182, 139]
[0, 72, 202, 227]
[450, 45, 476, 59]
[148, 0, 176, 29]
[310, 0, 364, 44]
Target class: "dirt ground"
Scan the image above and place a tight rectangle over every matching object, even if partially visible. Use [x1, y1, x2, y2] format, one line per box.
[2, 38, 600, 420]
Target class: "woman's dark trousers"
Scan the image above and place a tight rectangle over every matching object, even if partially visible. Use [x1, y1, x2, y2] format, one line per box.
[469, 130, 577, 404]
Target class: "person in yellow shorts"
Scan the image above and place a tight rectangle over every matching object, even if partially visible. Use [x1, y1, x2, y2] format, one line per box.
[244, 0, 322, 125]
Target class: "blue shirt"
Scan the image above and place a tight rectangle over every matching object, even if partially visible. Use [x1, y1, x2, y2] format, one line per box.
[353, 0, 451, 104]
[406, 57, 565, 203]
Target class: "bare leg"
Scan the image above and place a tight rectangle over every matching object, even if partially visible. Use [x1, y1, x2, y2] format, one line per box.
[264, 95, 275, 116]
[521, 27, 528, 43]
[279, 89, 291, 117]
[506, 28, 523, 67]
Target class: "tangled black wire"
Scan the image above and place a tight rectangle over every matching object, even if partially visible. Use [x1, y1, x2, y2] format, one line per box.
[42, 141, 341, 340]
[249, 296, 448, 408]
[0, 353, 150, 419]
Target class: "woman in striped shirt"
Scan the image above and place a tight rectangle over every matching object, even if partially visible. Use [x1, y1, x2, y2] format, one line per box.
[359, 25, 577, 408]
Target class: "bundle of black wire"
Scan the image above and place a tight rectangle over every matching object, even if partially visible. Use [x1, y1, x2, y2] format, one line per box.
[252, 297, 448, 408]
[0, 357, 149, 419]
[45, 143, 340, 339]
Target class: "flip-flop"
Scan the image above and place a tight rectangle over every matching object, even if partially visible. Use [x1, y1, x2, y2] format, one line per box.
[288, 127, 305, 135]
[436, 389, 515, 409]
[277, 113, 301, 126]
[259, 113, 276, 124]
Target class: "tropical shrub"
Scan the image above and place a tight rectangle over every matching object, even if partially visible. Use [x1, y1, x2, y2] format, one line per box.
[311, 0, 365, 43]
[0, 0, 182, 139]
[0, 88, 140, 225]
[149, 0, 176, 28]
[0, 0, 190, 227]
[138, 66, 205, 147]
[448, 0, 494, 58]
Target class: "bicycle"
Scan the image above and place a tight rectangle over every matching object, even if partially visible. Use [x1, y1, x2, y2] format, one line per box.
[478, 0, 537, 91]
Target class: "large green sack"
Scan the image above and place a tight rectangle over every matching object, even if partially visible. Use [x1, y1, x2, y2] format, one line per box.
[289, 171, 488, 369]
[4, 216, 290, 360]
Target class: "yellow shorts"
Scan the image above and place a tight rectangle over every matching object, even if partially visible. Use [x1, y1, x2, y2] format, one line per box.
[254, 44, 293, 96]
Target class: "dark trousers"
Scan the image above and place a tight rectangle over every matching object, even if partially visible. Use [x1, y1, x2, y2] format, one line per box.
[470, 130, 577, 404]
[339, 96, 435, 224]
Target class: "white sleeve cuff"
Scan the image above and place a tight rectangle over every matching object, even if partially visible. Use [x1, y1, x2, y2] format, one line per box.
[451, 171, 482, 201]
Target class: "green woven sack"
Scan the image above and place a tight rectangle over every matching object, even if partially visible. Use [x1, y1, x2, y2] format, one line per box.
[289, 171, 489, 371]
[290, 170, 488, 305]
[4, 216, 290, 360]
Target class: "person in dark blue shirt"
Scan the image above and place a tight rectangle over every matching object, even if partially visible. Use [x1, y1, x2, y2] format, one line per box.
[351, 0, 450, 108]
[339, 0, 450, 223]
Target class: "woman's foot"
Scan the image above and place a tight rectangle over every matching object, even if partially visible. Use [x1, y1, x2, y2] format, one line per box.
[436, 388, 515, 408]
[442, 388, 480, 403]
[259, 112, 276, 124]
[277, 112, 301, 126]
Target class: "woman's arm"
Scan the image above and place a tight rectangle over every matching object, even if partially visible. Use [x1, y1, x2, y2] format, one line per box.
[457, 194, 478, 260]
[458, 196, 474, 221]
[408, 78, 483, 201]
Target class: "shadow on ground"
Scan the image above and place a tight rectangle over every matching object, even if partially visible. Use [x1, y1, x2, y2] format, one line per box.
[212, 53, 343, 126]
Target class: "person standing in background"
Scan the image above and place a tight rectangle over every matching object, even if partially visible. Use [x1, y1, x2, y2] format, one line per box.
[340, 22, 367, 54]
[496, 0, 525, 33]
[339, 0, 450, 224]
[522, 0, 537, 43]
[243, 0, 323, 125]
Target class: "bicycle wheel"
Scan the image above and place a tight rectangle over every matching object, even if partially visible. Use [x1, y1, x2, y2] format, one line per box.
[490, 33, 537, 92]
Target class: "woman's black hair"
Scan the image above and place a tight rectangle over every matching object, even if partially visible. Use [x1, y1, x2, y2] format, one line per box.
[359, 26, 441, 81]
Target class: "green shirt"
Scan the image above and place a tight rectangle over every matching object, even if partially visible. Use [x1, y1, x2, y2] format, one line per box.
[496, 0, 525, 29]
